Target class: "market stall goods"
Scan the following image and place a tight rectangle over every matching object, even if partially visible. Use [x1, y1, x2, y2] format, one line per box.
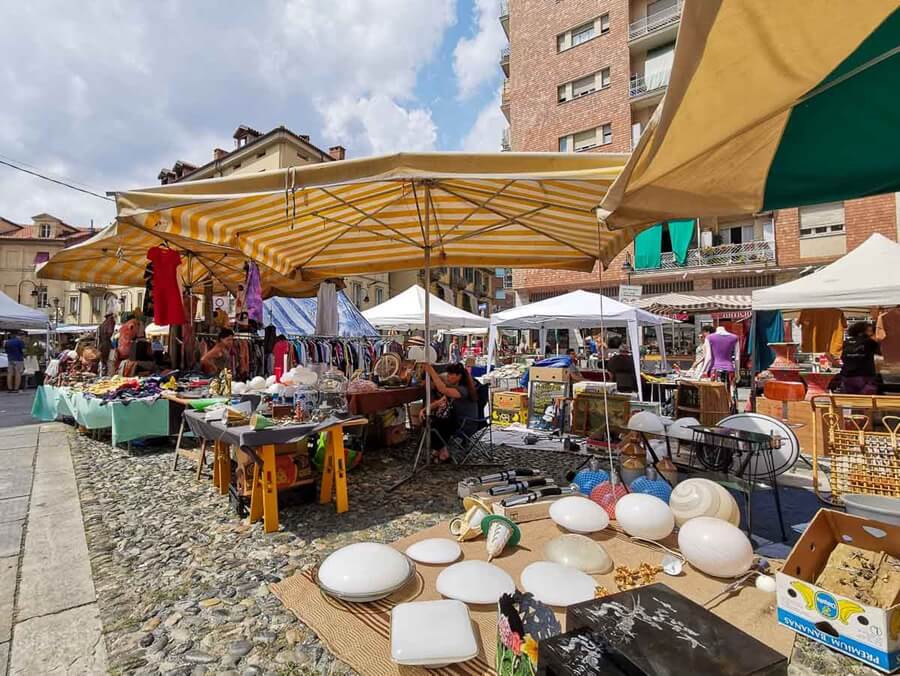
[404, 538, 462, 565]
[669, 478, 740, 528]
[548, 496, 610, 534]
[390, 600, 478, 668]
[614, 493, 675, 541]
[677, 517, 753, 579]
[543, 534, 613, 575]
[520, 561, 597, 608]
[436, 561, 516, 605]
[317, 543, 414, 602]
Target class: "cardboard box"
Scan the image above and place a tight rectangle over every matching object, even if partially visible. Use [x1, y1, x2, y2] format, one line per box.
[530, 366, 568, 383]
[493, 390, 528, 410]
[776, 509, 900, 672]
[492, 391, 528, 427]
[491, 497, 560, 524]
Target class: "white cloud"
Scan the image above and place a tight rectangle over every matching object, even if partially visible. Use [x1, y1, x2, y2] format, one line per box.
[461, 90, 506, 151]
[453, 0, 505, 99]
[0, 0, 456, 226]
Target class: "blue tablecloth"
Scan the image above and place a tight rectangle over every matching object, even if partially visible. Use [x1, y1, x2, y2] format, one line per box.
[32, 385, 170, 444]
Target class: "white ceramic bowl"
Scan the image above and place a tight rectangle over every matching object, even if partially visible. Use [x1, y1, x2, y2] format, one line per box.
[405, 538, 462, 565]
[436, 561, 515, 605]
[677, 517, 753, 578]
[318, 543, 413, 601]
[549, 496, 610, 534]
[615, 493, 675, 541]
[520, 561, 597, 607]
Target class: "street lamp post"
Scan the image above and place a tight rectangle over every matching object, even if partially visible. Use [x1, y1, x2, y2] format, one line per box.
[17, 279, 46, 305]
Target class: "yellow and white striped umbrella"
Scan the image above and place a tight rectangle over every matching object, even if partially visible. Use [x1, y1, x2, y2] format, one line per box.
[36, 221, 319, 298]
[113, 152, 634, 277]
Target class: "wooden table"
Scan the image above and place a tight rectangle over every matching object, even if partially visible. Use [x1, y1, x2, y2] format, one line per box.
[348, 385, 423, 415]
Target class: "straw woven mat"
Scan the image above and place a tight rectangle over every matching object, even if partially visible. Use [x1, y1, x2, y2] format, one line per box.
[271, 519, 793, 676]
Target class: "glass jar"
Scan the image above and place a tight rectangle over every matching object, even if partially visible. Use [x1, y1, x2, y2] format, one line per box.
[317, 368, 349, 418]
[293, 382, 319, 422]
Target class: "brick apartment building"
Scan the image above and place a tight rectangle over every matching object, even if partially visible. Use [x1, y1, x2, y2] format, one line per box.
[500, 0, 900, 304]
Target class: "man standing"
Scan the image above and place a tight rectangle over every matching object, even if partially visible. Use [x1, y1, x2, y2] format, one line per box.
[4, 332, 26, 392]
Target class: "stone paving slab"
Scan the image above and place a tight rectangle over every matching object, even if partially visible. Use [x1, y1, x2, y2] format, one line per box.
[10, 603, 107, 675]
[0, 497, 28, 524]
[0, 641, 7, 675]
[0, 447, 36, 469]
[0, 556, 15, 643]
[0, 520, 23, 559]
[0, 435, 38, 452]
[0, 469, 32, 500]
[28, 470, 80, 519]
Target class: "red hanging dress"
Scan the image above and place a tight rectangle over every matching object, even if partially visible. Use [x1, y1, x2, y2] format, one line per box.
[147, 246, 186, 326]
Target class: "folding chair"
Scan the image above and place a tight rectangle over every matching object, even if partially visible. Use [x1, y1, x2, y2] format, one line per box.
[438, 382, 497, 466]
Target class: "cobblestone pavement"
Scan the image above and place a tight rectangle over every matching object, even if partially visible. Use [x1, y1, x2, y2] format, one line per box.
[71, 430, 583, 676]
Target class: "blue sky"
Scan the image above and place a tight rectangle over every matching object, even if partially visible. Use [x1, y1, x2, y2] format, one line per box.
[0, 0, 508, 227]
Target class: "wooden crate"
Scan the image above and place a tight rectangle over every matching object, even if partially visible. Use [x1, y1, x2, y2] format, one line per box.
[675, 380, 731, 426]
[755, 397, 827, 456]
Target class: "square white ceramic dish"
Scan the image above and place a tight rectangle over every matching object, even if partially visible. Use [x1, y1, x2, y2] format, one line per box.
[390, 599, 479, 667]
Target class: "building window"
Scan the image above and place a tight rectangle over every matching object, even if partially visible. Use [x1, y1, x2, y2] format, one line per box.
[136, 292, 143, 309]
[713, 274, 775, 290]
[38, 223, 52, 238]
[352, 283, 363, 307]
[562, 124, 613, 153]
[34, 251, 50, 265]
[67, 296, 79, 316]
[557, 14, 608, 52]
[92, 296, 103, 314]
[36, 288, 49, 308]
[642, 280, 694, 295]
[375, 287, 384, 305]
[799, 202, 845, 238]
[503, 269, 513, 289]
[558, 68, 611, 103]
[464, 267, 474, 283]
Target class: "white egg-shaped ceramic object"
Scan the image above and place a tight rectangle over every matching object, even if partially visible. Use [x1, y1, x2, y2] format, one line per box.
[318, 543, 411, 601]
[544, 534, 613, 574]
[436, 561, 515, 605]
[405, 538, 462, 565]
[615, 493, 675, 540]
[678, 517, 754, 578]
[549, 496, 610, 534]
[669, 478, 740, 528]
[520, 562, 597, 607]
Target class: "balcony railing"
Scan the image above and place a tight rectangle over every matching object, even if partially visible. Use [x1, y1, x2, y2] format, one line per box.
[501, 127, 511, 152]
[499, 46, 510, 75]
[633, 240, 776, 273]
[630, 69, 671, 98]
[628, 0, 683, 41]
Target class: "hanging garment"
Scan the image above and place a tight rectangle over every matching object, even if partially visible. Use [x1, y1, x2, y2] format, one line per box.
[634, 224, 663, 270]
[143, 262, 155, 319]
[245, 262, 263, 323]
[750, 310, 784, 372]
[273, 339, 294, 373]
[708, 331, 739, 372]
[876, 308, 900, 363]
[798, 308, 845, 356]
[667, 219, 696, 265]
[147, 247, 186, 326]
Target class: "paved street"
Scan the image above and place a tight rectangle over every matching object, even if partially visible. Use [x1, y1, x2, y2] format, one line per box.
[0, 409, 107, 675]
[0, 392, 40, 430]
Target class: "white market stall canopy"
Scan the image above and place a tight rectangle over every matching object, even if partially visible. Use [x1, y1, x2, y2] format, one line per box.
[487, 290, 671, 399]
[752, 234, 900, 310]
[635, 293, 751, 314]
[362, 285, 489, 331]
[0, 291, 50, 330]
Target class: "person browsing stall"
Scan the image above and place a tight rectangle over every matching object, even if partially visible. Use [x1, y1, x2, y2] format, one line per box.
[200, 328, 235, 375]
[4, 332, 26, 392]
[605, 335, 638, 392]
[418, 362, 479, 464]
[839, 321, 882, 394]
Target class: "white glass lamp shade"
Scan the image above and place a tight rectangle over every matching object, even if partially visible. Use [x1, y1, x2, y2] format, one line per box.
[436, 561, 515, 605]
[669, 478, 740, 527]
[677, 517, 753, 578]
[627, 411, 665, 435]
[520, 562, 597, 607]
[317, 543, 412, 601]
[667, 417, 700, 441]
[391, 600, 478, 667]
[405, 538, 461, 565]
[544, 534, 613, 574]
[614, 493, 675, 540]
[549, 496, 610, 534]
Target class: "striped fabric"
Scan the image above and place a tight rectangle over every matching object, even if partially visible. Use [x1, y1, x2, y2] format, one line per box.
[36, 221, 318, 298]
[114, 152, 635, 275]
[635, 292, 751, 313]
[263, 293, 378, 337]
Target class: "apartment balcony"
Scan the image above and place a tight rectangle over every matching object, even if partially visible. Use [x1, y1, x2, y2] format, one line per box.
[499, 46, 510, 77]
[629, 70, 670, 110]
[499, 0, 509, 37]
[632, 240, 776, 274]
[501, 127, 511, 152]
[628, 0, 682, 50]
[501, 79, 511, 121]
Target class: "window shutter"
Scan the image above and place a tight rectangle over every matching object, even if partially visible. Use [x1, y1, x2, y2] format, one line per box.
[799, 202, 844, 229]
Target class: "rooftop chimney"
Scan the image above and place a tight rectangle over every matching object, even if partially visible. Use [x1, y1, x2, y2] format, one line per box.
[329, 145, 346, 161]
[213, 148, 228, 160]
[299, 135, 310, 143]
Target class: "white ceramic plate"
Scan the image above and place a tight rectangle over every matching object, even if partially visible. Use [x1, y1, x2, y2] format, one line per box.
[405, 538, 462, 565]
[520, 561, 597, 607]
[391, 600, 478, 667]
[436, 560, 515, 605]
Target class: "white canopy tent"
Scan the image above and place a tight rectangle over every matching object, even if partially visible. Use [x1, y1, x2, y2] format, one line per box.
[362, 285, 490, 331]
[0, 291, 50, 330]
[487, 290, 670, 400]
[752, 234, 900, 310]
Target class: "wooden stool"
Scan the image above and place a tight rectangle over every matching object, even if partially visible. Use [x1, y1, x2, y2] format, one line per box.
[249, 444, 278, 533]
[211, 441, 231, 495]
[319, 418, 368, 515]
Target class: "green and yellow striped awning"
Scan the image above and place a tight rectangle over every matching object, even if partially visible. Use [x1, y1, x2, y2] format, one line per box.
[602, 0, 900, 229]
[112, 152, 634, 277]
[36, 221, 319, 298]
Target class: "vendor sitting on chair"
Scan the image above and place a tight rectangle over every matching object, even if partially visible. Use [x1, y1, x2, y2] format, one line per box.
[200, 328, 235, 375]
[605, 335, 638, 393]
[418, 362, 479, 464]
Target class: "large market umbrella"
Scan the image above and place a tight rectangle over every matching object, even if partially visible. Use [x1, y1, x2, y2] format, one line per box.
[111, 151, 631, 485]
[37, 221, 319, 298]
[362, 284, 489, 332]
[602, 1, 900, 229]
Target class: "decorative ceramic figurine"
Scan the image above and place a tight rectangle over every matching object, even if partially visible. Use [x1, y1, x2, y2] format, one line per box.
[677, 517, 753, 578]
[449, 496, 492, 541]
[481, 514, 521, 561]
[614, 493, 675, 541]
[544, 534, 613, 574]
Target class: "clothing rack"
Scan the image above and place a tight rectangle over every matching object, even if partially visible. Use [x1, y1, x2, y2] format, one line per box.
[281, 335, 377, 378]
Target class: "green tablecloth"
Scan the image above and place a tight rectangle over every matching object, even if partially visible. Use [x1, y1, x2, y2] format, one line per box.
[31, 385, 170, 444]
